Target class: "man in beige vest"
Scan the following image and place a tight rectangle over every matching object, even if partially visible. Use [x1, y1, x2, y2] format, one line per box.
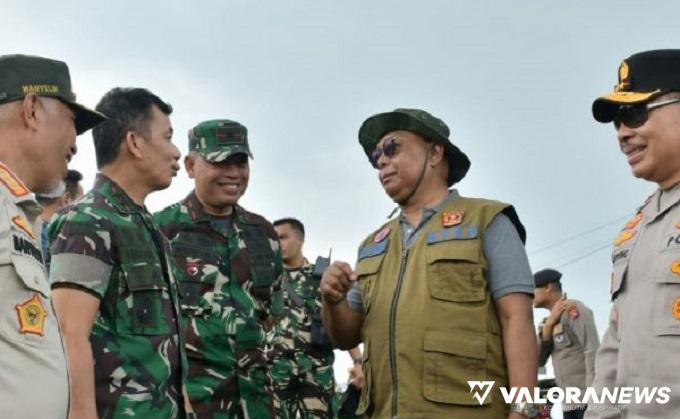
[534, 268, 599, 419]
[0, 54, 105, 418]
[586, 50, 680, 419]
[320, 108, 538, 418]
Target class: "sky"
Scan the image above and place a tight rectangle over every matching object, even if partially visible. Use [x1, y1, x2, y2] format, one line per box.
[4, 0, 680, 396]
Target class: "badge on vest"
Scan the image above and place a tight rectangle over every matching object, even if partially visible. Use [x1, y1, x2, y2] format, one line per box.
[442, 210, 464, 227]
[427, 225, 478, 244]
[12, 215, 35, 239]
[15, 293, 47, 336]
[373, 227, 390, 243]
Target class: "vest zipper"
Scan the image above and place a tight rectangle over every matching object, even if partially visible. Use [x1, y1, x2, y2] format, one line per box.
[389, 248, 409, 418]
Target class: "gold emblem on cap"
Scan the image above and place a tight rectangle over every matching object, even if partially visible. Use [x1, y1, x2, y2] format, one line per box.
[615, 61, 631, 92]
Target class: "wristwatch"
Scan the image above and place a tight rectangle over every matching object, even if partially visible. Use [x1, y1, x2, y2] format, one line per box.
[509, 401, 538, 418]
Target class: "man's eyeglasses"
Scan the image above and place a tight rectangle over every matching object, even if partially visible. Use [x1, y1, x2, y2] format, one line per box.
[370, 137, 400, 168]
[613, 97, 680, 129]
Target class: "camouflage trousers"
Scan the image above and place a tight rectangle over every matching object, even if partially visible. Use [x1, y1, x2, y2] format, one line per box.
[270, 354, 336, 419]
[184, 316, 274, 419]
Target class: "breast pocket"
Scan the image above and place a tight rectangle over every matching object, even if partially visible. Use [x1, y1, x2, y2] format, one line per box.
[4, 254, 58, 348]
[121, 262, 173, 336]
[425, 240, 485, 302]
[172, 244, 220, 316]
[355, 254, 385, 316]
[653, 252, 680, 336]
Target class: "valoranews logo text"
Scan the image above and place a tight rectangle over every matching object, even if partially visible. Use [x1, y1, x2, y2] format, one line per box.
[467, 381, 671, 406]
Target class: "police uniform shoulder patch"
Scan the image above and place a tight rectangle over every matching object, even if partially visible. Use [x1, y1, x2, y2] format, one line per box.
[15, 292, 47, 336]
[12, 215, 35, 239]
[0, 163, 29, 198]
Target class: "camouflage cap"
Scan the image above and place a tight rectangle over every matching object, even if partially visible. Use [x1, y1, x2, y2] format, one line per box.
[0, 54, 107, 134]
[358, 108, 470, 186]
[188, 119, 253, 163]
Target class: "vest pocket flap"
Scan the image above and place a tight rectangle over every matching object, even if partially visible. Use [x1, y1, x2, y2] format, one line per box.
[11, 254, 49, 297]
[423, 329, 489, 405]
[355, 255, 384, 277]
[425, 240, 480, 264]
[424, 329, 487, 360]
[122, 262, 166, 290]
[654, 251, 680, 284]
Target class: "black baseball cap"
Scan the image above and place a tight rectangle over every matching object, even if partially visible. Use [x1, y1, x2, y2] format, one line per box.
[0, 54, 106, 134]
[534, 268, 562, 287]
[593, 49, 680, 123]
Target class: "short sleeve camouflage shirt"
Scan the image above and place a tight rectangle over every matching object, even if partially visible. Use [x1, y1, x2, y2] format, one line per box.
[49, 174, 187, 419]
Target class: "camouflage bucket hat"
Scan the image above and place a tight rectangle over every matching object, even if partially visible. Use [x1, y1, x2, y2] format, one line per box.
[358, 108, 470, 186]
[188, 119, 252, 163]
[0, 54, 107, 135]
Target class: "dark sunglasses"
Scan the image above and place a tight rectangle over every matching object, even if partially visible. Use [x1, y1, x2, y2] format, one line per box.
[613, 97, 680, 129]
[370, 137, 401, 168]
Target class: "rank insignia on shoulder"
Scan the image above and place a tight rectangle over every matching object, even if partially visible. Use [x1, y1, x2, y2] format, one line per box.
[442, 210, 464, 227]
[374, 226, 390, 243]
[613, 230, 636, 247]
[623, 213, 643, 230]
[672, 261, 680, 276]
[15, 292, 47, 336]
[674, 298, 680, 320]
[12, 215, 34, 239]
[0, 163, 29, 198]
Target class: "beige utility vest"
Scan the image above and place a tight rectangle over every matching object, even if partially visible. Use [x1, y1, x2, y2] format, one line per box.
[356, 197, 511, 418]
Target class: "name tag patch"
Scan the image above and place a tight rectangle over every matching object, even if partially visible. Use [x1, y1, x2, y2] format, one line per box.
[13, 235, 43, 264]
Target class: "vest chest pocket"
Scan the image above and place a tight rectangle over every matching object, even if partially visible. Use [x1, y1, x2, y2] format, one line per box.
[425, 240, 485, 302]
[653, 251, 680, 336]
[172, 244, 220, 316]
[121, 262, 173, 336]
[355, 254, 385, 316]
[423, 329, 488, 405]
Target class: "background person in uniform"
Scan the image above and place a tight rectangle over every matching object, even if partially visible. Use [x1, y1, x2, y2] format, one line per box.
[154, 119, 283, 418]
[533, 268, 599, 419]
[37, 168, 84, 259]
[0, 53, 105, 419]
[320, 108, 538, 419]
[585, 49, 680, 419]
[49, 87, 188, 419]
[269, 217, 363, 418]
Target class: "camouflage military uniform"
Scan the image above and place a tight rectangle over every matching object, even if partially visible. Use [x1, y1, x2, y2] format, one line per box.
[269, 259, 336, 419]
[154, 191, 283, 418]
[48, 174, 187, 419]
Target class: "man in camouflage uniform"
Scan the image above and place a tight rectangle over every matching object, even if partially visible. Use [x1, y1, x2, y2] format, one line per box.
[269, 217, 353, 418]
[0, 54, 105, 418]
[154, 119, 283, 418]
[49, 87, 188, 418]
